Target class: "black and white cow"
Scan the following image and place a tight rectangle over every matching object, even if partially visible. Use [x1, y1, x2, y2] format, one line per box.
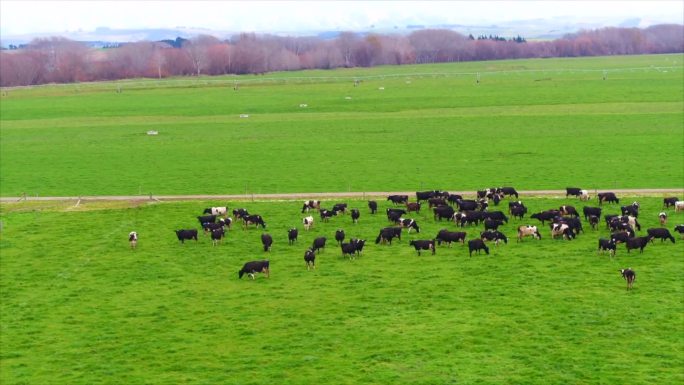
[646, 228, 675, 243]
[510, 205, 527, 220]
[320, 209, 337, 222]
[433, 205, 455, 221]
[368, 200, 378, 214]
[498, 187, 519, 199]
[202, 220, 226, 233]
[341, 239, 366, 259]
[559, 205, 579, 218]
[458, 211, 485, 227]
[387, 195, 409, 205]
[332, 203, 348, 215]
[663, 197, 679, 209]
[620, 202, 639, 217]
[211, 228, 224, 246]
[566, 187, 582, 198]
[238, 260, 270, 279]
[303, 216, 314, 230]
[480, 230, 508, 246]
[375, 227, 402, 244]
[620, 268, 636, 290]
[335, 229, 345, 245]
[387, 208, 407, 223]
[243, 215, 266, 229]
[551, 223, 575, 240]
[129, 231, 138, 248]
[598, 192, 619, 205]
[675, 224, 684, 239]
[517, 225, 541, 242]
[468, 239, 490, 257]
[588, 215, 600, 230]
[409, 240, 436, 256]
[203, 206, 227, 216]
[397, 218, 420, 233]
[304, 249, 316, 269]
[302, 200, 321, 213]
[288, 228, 298, 245]
[611, 231, 634, 245]
[626, 236, 651, 253]
[435, 229, 466, 247]
[312, 237, 327, 253]
[598, 238, 617, 257]
[659, 212, 667, 226]
[583, 206, 602, 221]
[197, 215, 217, 225]
[175, 229, 198, 243]
[233, 208, 249, 219]
[483, 219, 504, 231]
[351, 208, 360, 224]
[261, 233, 273, 252]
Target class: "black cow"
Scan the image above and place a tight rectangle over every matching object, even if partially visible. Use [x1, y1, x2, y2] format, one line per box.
[447, 194, 463, 205]
[341, 238, 366, 259]
[416, 191, 436, 202]
[620, 203, 639, 217]
[498, 187, 519, 198]
[335, 229, 345, 245]
[304, 249, 316, 269]
[175, 229, 198, 243]
[663, 197, 679, 208]
[232, 208, 249, 219]
[480, 230, 508, 246]
[483, 219, 504, 231]
[406, 202, 422, 213]
[238, 260, 270, 279]
[477, 199, 489, 212]
[433, 205, 455, 221]
[646, 228, 675, 243]
[350, 238, 366, 256]
[508, 200, 525, 212]
[332, 203, 348, 215]
[368, 200, 378, 214]
[409, 240, 436, 256]
[312, 237, 327, 253]
[387, 208, 407, 222]
[261, 233, 273, 252]
[611, 231, 634, 244]
[456, 199, 478, 211]
[675, 225, 684, 238]
[583, 206, 602, 221]
[531, 210, 559, 225]
[458, 211, 485, 227]
[375, 227, 401, 244]
[435, 229, 466, 247]
[626, 236, 651, 253]
[598, 192, 619, 205]
[511, 205, 527, 220]
[566, 187, 582, 198]
[351, 209, 360, 224]
[302, 200, 321, 213]
[197, 215, 217, 225]
[320, 209, 337, 222]
[604, 214, 620, 229]
[559, 205, 579, 218]
[428, 198, 447, 208]
[398, 218, 420, 233]
[468, 239, 490, 257]
[211, 228, 224, 246]
[288, 228, 298, 245]
[598, 238, 617, 256]
[483, 211, 508, 223]
[588, 215, 600, 230]
[243, 215, 266, 229]
[620, 268, 636, 290]
[387, 195, 409, 205]
[202, 220, 225, 233]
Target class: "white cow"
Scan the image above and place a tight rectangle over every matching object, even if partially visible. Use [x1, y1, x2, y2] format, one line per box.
[129, 231, 138, 248]
[675, 201, 684, 212]
[517, 225, 541, 242]
[303, 216, 314, 231]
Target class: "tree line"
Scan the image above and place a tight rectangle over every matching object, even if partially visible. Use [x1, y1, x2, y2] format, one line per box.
[1, 24, 682, 87]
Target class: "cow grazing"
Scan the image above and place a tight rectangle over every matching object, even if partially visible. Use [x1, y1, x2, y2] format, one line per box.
[583, 206, 602, 221]
[530, 210, 559, 225]
[288, 228, 298, 245]
[551, 223, 575, 240]
[598, 238, 617, 257]
[566, 187, 582, 198]
[233, 208, 249, 219]
[517, 225, 541, 242]
[498, 187, 519, 199]
[647, 228, 675, 243]
[211, 228, 225, 246]
[335, 229, 345, 245]
[428, 198, 447, 208]
[238, 260, 270, 280]
[433, 205, 455, 221]
[480, 230, 508, 246]
[456, 199, 479, 211]
[410, 240, 436, 256]
[320, 209, 337, 222]
[620, 268, 636, 290]
[559, 205, 579, 217]
[483, 219, 504, 231]
[598, 192, 619, 205]
[303, 216, 314, 231]
[311, 237, 327, 253]
[406, 202, 422, 212]
[368, 200, 378, 214]
[243, 215, 266, 229]
[350, 209, 360, 224]
[203, 207, 227, 216]
[659, 212, 668, 226]
[447, 194, 463, 205]
[175, 229, 198, 243]
[304, 249, 316, 269]
[588, 215, 600, 230]
[508, 200, 525, 212]
[676, 201, 684, 212]
[332, 203, 348, 215]
[468, 239, 490, 257]
[675, 224, 684, 239]
[261, 233, 273, 252]
[398, 218, 420, 233]
[625, 236, 651, 253]
[611, 231, 634, 245]
[435, 229, 466, 247]
[663, 197, 679, 208]
[557, 216, 584, 235]
[375, 227, 401, 244]
[129, 231, 138, 248]
[302, 200, 321, 213]
[387, 195, 409, 205]
[197, 215, 217, 225]
[483, 211, 509, 223]
[387, 208, 407, 223]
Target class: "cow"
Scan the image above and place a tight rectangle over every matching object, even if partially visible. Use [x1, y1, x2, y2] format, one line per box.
[620, 268, 636, 290]
[447, 194, 463, 205]
[203, 207, 227, 216]
[551, 223, 575, 240]
[211, 228, 225, 246]
[468, 239, 490, 257]
[677, 201, 684, 212]
[129, 231, 138, 248]
[579, 190, 590, 201]
[406, 202, 422, 213]
[302, 200, 321, 213]
[238, 260, 270, 280]
[433, 205, 455, 221]
[483, 219, 504, 231]
[675, 224, 684, 239]
[483, 211, 508, 223]
[397, 218, 420, 233]
[598, 238, 617, 257]
[517, 225, 541, 242]
[197, 215, 217, 225]
[387, 195, 409, 205]
[350, 238, 366, 256]
[559, 205, 579, 217]
[243, 215, 266, 229]
[387, 208, 407, 223]
[582, 206, 601, 221]
[508, 200, 524, 212]
[646, 228, 675, 243]
[303, 216, 314, 231]
[620, 202, 639, 217]
[232, 208, 249, 219]
[332, 203, 348, 215]
[491, 193, 502, 206]
[175, 229, 198, 243]
[510, 205, 527, 220]
[435, 229, 466, 247]
[556, 216, 584, 235]
[368, 200, 378, 214]
[611, 231, 634, 245]
[498, 187, 519, 199]
[456, 199, 479, 212]
[351, 208, 360, 224]
[341, 239, 366, 259]
[416, 191, 436, 203]
[663, 197, 679, 208]
[566, 187, 582, 198]
[288, 228, 298, 245]
[458, 211, 485, 227]
[222, 217, 233, 230]
[202, 221, 225, 234]
[605, 214, 620, 229]
[480, 230, 508, 246]
[625, 236, 651, 253]
[304, 249, 316, 269]
[428, 198, 447, 208]
[531, 210, 559, 225]
[320, 209, 337, 222]
[335, 229, 345, 245]
[588, 215, 600, 230]
[261, 233, 273, 252]
[375, 227, 401, 244]
[312, 237, 327, 253]
[659, 212, 667, 226]
[410, 240, 436, 256]
[598, 192, 619, 205]
[477, 199, 489, 212]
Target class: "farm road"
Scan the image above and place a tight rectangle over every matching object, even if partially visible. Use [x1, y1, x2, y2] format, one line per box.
[1, 188, 681, 203]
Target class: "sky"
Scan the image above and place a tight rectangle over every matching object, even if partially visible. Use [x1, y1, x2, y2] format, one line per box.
[1, 0, 683, 36]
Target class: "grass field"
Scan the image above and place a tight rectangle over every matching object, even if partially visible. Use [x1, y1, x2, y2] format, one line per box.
[1, 195, 683, 384]
[1, 54, 683, 196]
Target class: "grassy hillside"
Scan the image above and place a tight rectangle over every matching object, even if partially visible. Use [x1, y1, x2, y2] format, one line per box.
[1, 196, 683, 384]
[1, 54, 683, 196]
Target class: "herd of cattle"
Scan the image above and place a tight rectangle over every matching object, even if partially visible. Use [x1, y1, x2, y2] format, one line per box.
[128, 187, 683, 287]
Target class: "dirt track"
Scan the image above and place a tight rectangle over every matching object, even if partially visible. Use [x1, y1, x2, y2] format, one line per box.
[1, 188, 681, 203]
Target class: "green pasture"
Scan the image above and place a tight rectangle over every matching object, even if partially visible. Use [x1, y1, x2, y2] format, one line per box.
[1, 196, 683, 384]
[1, 54, 683, 196]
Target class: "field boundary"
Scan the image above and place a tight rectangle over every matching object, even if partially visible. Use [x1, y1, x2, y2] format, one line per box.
[1, 188, 681, 203]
